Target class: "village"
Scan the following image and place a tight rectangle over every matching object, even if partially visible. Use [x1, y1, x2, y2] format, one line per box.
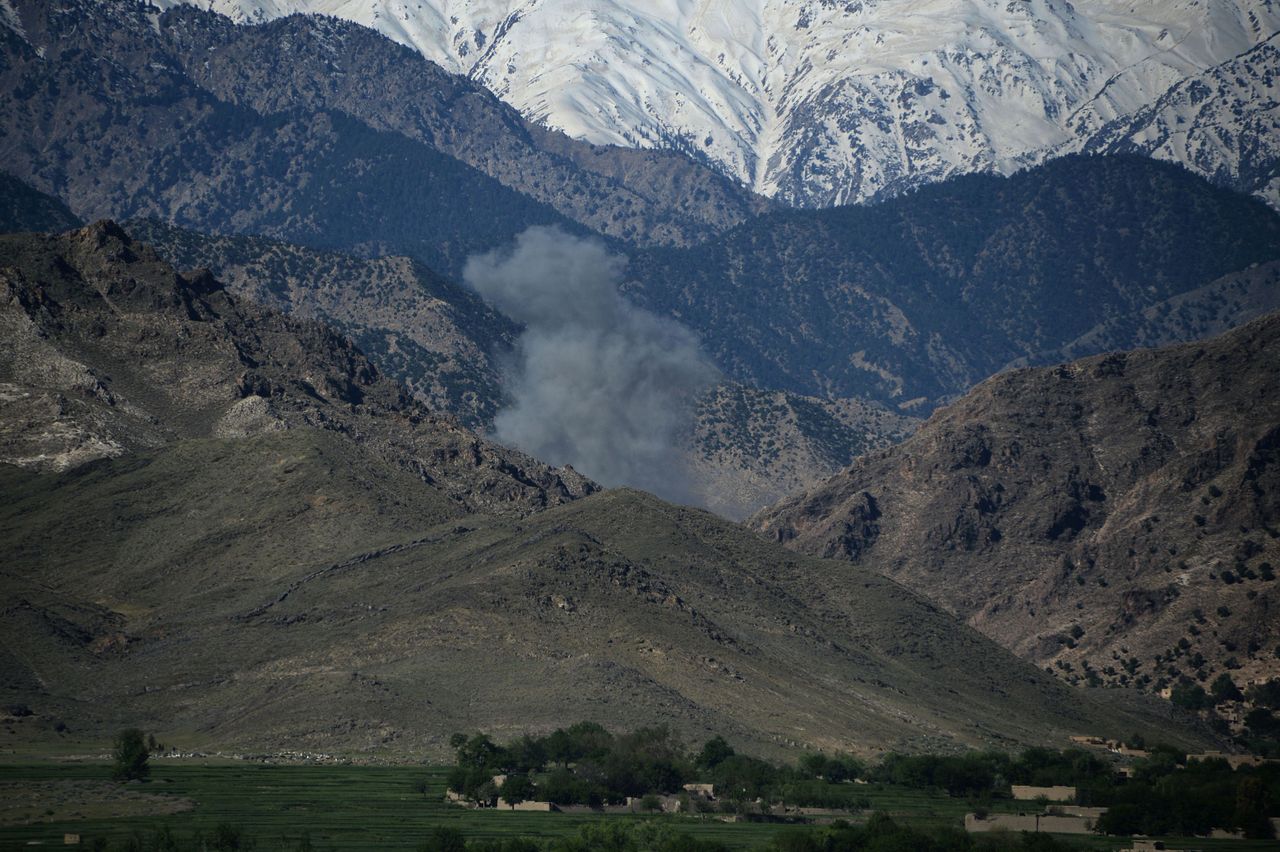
[438, 726, 1280, 845]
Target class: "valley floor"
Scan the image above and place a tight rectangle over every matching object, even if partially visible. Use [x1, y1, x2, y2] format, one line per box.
[0, 759, 1274, 851]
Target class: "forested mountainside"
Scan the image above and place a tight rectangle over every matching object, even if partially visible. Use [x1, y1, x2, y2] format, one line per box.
[628, 156, 1280, 409]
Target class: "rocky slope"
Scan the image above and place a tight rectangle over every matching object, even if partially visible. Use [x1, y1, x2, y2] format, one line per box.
[0, 221, 593, 514]
[689, 384, 917, 519]
[162, 0, 1280, 208]
[628, 156, 1280, 408]
[754, 314, 1280, 694]
[124, 216, 916, 516]
[0, 216, 1206, 757]
[124, 219, 516, 427]
[0, 435, 1203, 758]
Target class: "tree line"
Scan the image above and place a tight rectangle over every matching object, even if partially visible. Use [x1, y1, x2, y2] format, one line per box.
[443, 724, 1276, 839]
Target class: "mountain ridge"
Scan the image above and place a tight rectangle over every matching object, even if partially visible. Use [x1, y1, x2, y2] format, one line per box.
[0, 435, 1209, 758]
[158, 0, 1280, 208]
[627, 155, 1280, 408]
[0, 0, 765, 270]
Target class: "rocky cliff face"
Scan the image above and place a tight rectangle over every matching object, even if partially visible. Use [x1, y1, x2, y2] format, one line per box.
[0, 221, 593, 515]
[754, 315, 1280, 693]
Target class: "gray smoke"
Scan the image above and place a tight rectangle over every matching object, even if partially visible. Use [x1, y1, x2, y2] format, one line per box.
[464, 227, 719, 502]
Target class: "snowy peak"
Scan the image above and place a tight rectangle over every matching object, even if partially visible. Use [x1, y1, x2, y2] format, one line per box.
[160, 1, 1280, 206]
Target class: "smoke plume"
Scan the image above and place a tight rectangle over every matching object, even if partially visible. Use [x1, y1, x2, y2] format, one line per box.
[464, 227, 718, 502]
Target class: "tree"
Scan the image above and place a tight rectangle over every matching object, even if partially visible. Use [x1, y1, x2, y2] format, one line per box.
[1211, 673, 1242, 704]
[1247, 680, 1280, 709]
[695, 736, 735, 771]
[1233, 776, 1274, 839]
[1170, 681, 1209, 711]
[112, 728, 149, 781]
[501, 774, 535, 806]
[455, 733, 503, 769]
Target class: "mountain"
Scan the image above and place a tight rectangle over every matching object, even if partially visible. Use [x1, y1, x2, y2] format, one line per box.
[149, 3, 770, 245]
[753, 314, 1280, 695]
[0, 214, 1206, 757]
[1004, 260, 1280, 370]
[626, 156, 1280, 409]
[0, 0, 764, 278]
[7, 2, 1276, 424]
[1083, 33, 1280, 209]
[0, 221, 592, 514]
[125, 217, 916, 518]
[161, 0, 1280, 208]
[689, 384, 917, 520]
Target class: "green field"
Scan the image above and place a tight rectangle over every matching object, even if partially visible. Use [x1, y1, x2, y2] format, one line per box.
[0, 762, 1275, 851]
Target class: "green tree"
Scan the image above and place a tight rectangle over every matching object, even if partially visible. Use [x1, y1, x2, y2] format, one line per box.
[1233, 776, 1274, 839]
[112, 728, 149, 781]
[1211, 673, 1242, 704]
[1170, 681, 1209, 710]
[695, 736, 735, 770]
[501, 773, 535, 806]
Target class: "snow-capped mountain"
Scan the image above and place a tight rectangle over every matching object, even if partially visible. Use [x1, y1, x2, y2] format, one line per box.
[1083, 32, 1280, 206]
[159, 0, 1280, 207]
